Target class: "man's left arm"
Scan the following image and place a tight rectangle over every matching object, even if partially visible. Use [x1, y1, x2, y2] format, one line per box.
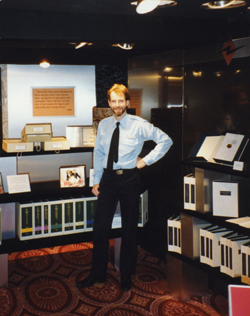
[139, 122, 173, 167]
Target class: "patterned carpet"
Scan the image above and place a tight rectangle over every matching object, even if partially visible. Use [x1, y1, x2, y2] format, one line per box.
[0, 243, 229, 316]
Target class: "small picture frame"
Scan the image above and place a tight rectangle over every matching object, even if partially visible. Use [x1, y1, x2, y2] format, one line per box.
[0, 172, 4, 194]
[60, 165, 86, 188]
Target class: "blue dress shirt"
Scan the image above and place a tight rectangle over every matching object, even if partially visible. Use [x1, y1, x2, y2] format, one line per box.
[93, 113, 173, 185]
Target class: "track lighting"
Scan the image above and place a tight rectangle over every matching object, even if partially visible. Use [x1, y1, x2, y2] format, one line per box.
[201, 0, 246, 9]
[74, 42, 92, 49]
[112, 43, 134, 50]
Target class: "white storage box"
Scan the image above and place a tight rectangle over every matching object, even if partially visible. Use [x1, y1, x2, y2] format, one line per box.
[22, 123, 52, 142]
[213, 180, 250, 218]
[42, 137, 70, 151]
[2, 139, 33, 153]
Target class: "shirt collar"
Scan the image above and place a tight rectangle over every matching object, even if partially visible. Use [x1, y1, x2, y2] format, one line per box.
[112, 113, 128, 128]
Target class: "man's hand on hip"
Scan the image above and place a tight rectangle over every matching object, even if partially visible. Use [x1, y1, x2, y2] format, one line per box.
[136, 157, 146, 169]
[92, 183, 100, 196]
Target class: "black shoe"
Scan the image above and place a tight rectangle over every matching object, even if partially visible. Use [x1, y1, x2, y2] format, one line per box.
[77, 275, 105, 289]
[121, 276, 132, 292]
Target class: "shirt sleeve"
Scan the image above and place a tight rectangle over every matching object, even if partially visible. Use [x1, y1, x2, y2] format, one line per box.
[140, 121, 173, 166]
[93, 125, 105, 185]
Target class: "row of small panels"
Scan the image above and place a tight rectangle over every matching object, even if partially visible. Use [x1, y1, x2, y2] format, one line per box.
[167, 215, 250, 284]
[16, 191, 148, 241]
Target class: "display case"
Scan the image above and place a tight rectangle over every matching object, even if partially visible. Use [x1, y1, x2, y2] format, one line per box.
[167, 159, 250, 300]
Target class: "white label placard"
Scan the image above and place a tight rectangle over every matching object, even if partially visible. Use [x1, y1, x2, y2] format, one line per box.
[233, 161, 244, 171]
[7, 174, 31, 194]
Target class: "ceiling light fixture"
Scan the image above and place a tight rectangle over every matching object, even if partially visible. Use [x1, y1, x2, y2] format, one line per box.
[158, 0, 177, 6]
[164, 67, 173, 72]
[74, 42, 92, 49]
[112, 43, 134, 50]
[39, 60, 50, 68]
[131, 0, 177, 14]
[201, 0, 246, 9]
[135, 0, 161, 14]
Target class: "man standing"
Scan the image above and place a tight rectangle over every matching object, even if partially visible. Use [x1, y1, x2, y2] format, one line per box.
[77, 84, 173, 291]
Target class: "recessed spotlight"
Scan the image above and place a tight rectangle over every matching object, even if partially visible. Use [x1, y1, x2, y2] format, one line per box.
[164, 67, 173, 72]
[39, 61, 50, 68]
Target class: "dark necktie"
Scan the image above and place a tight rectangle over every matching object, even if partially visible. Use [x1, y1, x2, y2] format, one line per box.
[107, 122, 120, 170]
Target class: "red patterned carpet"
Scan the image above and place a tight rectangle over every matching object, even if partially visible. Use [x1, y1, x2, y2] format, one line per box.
[0, 243, 229, 316]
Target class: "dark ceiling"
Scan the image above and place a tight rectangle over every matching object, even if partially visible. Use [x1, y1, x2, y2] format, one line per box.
[1, 0, 250, 64]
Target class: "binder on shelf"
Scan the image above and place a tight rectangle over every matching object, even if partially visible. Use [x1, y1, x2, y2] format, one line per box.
[200, 225, 232, 267]
[200, 224, 217, 265]
[74, 197, 85, 232]
[167, 215, 181, 254]
[16, 201, 33, 240]
[220, 232, 250, 278]
[213, 180, 250, 218]
[32, 200, 43, 239]
[188, 132, 224, 163]
[181, 213, 209, 259]
[85, 196, 97, 231]
[43, 201, 50, 237]
[49, 199, 63, 236]
[213, 133, 249, 166]
[241, 241, 250, 285]
[138, 190, 148, 227]
[62, 198, 75, 234]
[184, 174, 196, 210]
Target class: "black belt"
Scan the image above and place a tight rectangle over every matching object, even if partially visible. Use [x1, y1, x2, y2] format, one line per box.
[104, 168, 137, 175]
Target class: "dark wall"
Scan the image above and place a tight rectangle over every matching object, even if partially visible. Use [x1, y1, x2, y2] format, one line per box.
[183, 55, 250, 160]
[95, 64, 128, 107]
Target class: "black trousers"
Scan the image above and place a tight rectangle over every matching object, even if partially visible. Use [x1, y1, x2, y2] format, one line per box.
[90, 168, 141, 280]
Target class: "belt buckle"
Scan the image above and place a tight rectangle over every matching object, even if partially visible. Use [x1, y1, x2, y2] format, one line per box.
[116, 170, 123, 175]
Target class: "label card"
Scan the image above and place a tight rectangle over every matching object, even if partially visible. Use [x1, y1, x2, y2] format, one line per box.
[7, 174, 31, 194]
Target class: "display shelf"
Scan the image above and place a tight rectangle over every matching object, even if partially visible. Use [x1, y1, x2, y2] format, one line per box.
[182, 159, 250, 178]
[166, 159, 250, 299]
[174, 207, 250, 237]
[0, 179, 93, 204]
[0, 146, 94, 157]
[167, 250, 242, 286]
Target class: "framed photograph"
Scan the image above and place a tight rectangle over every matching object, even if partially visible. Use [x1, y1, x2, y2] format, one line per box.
[60, 165, 86, 188]
[0, 172, 3, 194]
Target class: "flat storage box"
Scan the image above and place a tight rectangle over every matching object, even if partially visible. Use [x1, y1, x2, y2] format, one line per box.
[22, 123, 52, 142]
[195, 168, 230, 213]
[2, 139, 33, 153]
[212, 180, 250, 217]
[42, 137, 70, 151]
